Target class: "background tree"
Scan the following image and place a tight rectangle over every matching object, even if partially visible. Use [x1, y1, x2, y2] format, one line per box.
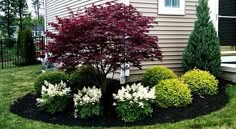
[46, 2, 162, 94]
[32, 15, 44, 26]
[22, 13, 33, 28]
[0, 0, 18, 40]
[16, 0, 28, 54]
[32, 0, 43, 36]
[0, 16, 4, 38]
[16, 0, 28, 31]
[182, 0, 221, 77]
[20, 14, 44, 29]
[0, 0, 28, 48]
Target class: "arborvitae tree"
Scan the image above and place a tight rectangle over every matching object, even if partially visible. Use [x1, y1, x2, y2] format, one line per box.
[20, 28, 36, 65]
[182, 0, 221, 77]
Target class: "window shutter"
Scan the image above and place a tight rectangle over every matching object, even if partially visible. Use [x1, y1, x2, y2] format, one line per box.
[218, 0, 236, 45]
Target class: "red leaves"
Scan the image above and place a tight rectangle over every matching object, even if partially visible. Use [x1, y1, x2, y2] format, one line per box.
[46, 2, 162, 73]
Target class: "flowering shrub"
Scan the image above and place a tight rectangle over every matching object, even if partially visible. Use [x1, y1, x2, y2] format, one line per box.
[113, 83, 155, 122]
[74, 86, 102, 118]
[36, 81, 71, 114]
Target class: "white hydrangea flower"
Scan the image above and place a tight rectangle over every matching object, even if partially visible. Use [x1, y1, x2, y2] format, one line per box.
[73, 86, 102, 106]
[139, 102, 144, 108]
[112, 83, 156, 122]
[36, 80, 71, 106]
[36, 98, 45, 104]
[113, 83, 155, 105]
[73, 86, 102, 118]
[40, 80, 71, 97]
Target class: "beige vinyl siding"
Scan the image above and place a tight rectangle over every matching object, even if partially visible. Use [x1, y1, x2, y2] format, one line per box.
[128, 0, 197, 76]
[45, 0, 120, 33]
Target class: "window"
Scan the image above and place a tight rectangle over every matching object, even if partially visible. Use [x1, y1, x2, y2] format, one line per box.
[165, 0, 180, 8]
[159, 0, 185, 15]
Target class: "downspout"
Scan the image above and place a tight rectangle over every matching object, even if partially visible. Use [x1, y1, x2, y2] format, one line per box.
[120, 0, 130, 84]
[43, 0, 47, 59]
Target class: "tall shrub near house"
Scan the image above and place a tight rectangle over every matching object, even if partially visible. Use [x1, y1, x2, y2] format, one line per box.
[19, 28, 36, 65]
[182, 0, 221, 77]
[46, 2, 162, 99]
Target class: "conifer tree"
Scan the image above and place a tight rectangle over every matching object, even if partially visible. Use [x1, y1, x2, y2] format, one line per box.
[182, 0, 221, 77]
[20, 28, 36, 65]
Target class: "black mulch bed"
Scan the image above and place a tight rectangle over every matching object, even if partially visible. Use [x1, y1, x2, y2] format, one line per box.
[10, 79, 230, 127]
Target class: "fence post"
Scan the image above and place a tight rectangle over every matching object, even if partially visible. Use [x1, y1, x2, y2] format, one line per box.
[0, 40, 3, 69]
[42, 36, 44, 54]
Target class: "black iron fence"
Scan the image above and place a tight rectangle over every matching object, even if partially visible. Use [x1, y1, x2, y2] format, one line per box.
[34, 36, 45, 59]
[0, 36, 45, 70]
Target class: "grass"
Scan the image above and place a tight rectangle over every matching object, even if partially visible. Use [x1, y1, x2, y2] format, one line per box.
[0, 65, 236, 129]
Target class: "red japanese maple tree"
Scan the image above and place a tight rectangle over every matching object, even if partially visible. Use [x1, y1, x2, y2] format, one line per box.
[46, 2, 162, 93]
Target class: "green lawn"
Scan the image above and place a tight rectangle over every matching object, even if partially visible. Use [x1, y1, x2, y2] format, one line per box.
[0, 65, 236, 129]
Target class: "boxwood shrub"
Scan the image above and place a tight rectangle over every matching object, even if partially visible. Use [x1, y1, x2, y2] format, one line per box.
[181, 69, 218, 96]
[143, 66, 177, 87]
[68, 65, 99, 91]
[155, 79, 192, 108]
[34, 71, 68, 95]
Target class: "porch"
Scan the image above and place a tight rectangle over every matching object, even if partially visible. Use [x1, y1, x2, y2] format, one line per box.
[221, 52, 236, 83]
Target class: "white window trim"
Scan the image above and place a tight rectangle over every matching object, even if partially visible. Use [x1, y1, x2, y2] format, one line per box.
[121, 0, 129, 5]
[208, 0, 219, 33]
[158, 0, 185, 15]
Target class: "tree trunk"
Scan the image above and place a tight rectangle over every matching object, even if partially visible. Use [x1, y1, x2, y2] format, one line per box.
[99, 75, 112, 116]
[19, 0, 22, 31]
[7, 0, 10, 40]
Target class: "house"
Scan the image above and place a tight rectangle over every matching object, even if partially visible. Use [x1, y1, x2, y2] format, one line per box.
[32, 25, 44, 37]
[44, 0, 236, 82]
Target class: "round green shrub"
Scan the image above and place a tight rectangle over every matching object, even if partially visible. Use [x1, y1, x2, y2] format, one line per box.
[69, 65, 98, 91]
[34, 71, 68, 95]
[143, 66, 177, 87]
[181, 69, 218, 96]
[155, 79, 192, 108]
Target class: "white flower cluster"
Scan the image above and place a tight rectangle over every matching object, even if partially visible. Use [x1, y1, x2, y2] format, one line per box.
[74, 86, 102, 106]
[113, 83, 155, 108]
[73, 86, 102, 118]
[36, 81, 71, 103]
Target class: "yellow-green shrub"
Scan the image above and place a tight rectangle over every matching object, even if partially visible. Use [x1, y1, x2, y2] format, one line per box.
[181, 69, 218, 96]
[143, 66, 177, 87]
[155, 79, 192, 108]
